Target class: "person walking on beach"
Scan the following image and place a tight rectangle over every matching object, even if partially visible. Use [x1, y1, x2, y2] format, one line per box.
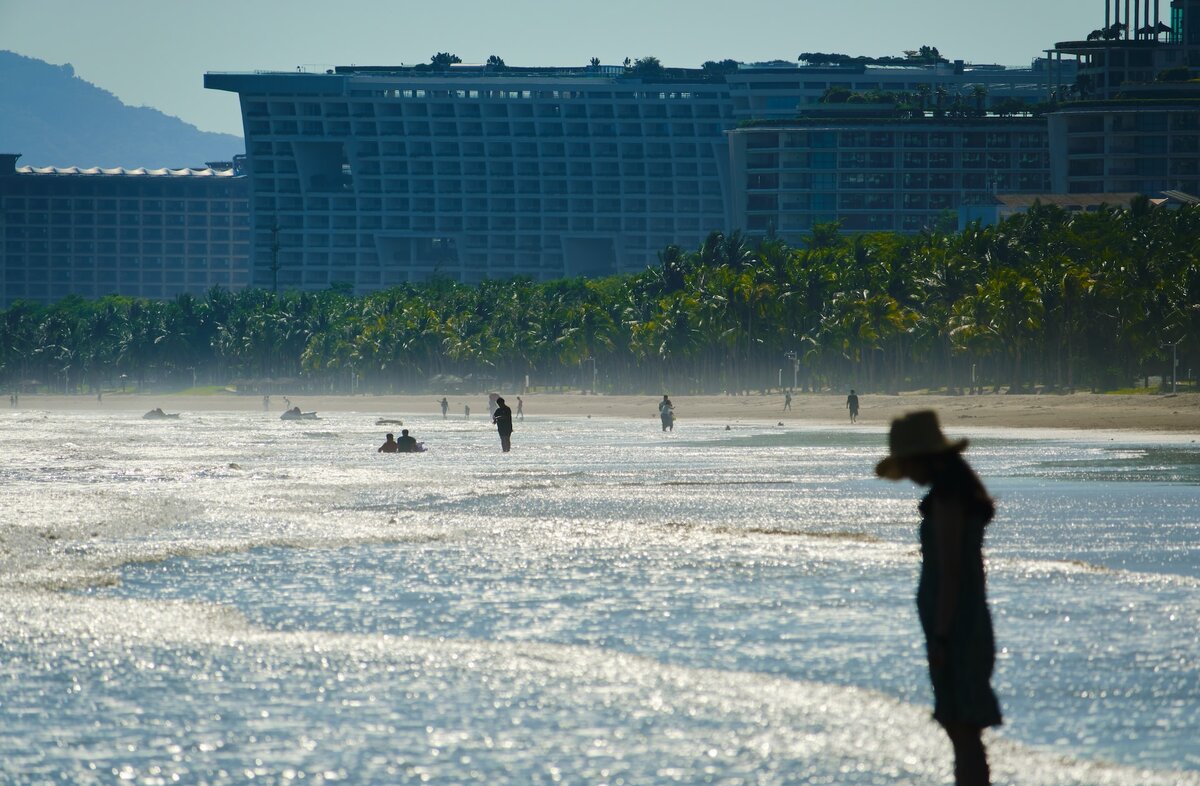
[659, 395, 675, 432]
[378, 433, 399, 453]
[440, 397, 449, 419]
[492, 396, 514, 452]
[783, 390, 792, 411]
[876, 411, 1002, 786]
[464, 403, 470, 419]
[516, 396, 524, 421]
[846, 389, 860, 423]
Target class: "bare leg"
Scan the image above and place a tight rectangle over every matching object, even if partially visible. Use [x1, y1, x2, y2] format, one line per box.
[942, 722, 990, 786]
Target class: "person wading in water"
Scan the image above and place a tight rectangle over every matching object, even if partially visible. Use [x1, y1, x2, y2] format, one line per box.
[876, 410, 1002, 786]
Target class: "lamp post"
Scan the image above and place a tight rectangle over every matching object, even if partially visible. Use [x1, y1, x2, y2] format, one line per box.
[270, 224, 281, 294]
[784, 350, 799, 391]
[1161, 339, 1182, 393]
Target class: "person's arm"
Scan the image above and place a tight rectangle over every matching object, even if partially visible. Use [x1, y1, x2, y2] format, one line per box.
[929, 495, 967, 662]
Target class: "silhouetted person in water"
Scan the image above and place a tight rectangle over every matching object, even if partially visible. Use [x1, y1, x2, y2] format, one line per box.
[492, 396, 513, 452]
[659, 395, 674, 431]
[396, 428, 418, 453]
[440, 397, 449, 419]
[516, 396, 524, 421]
[846, 389, 860, 423]
[378, 433, 399, 453]
[877, 411, 1001, 786]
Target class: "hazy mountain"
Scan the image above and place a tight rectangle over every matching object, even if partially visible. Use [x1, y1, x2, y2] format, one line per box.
[0, 50, 243, 169]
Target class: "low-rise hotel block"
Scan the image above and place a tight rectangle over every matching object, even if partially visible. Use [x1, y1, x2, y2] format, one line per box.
[0, 154, 249, 307]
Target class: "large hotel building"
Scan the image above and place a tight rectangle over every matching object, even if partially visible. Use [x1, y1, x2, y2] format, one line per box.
[2, 0, 1197, 304]
[201, 57, 1058, 290]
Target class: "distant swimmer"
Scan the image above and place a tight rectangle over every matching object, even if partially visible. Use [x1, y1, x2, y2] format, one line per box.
[440, 397, 449, 419]
[846, 389, 860, 423]
[396, 428, 419, 453]
[659, 395, 675, 432]
[378, 433, 399, 453]
[492, 396, 514, 452]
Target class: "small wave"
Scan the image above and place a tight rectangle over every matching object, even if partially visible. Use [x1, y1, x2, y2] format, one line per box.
[992, 555, 1200, 588]
[659, 520, 881, 544]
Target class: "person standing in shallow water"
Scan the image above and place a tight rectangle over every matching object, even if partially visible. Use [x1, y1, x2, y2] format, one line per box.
[846, 389, 860, 423]
[492, 396, 514, 452]
[876, 411, 1001, 786]
[440, 397, 449, 419]
[659, 395, 674, 432]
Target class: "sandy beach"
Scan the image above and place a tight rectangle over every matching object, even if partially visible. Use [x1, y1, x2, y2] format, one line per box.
[12, 390, 1200, 433]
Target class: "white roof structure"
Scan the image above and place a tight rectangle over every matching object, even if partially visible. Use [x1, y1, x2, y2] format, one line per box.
[15, 165, 236, 177]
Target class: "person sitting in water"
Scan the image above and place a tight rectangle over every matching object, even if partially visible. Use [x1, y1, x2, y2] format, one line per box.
[396, 429, 419, 453]
[378, 433, 399, 453]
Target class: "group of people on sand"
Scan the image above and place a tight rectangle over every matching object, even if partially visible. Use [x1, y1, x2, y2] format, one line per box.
[777, 388, 860, 423]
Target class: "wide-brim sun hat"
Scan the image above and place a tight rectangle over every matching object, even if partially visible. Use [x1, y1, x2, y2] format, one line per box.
[875, 410, 968, 480]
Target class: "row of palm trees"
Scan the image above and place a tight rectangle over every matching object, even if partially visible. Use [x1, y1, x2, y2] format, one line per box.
[2, 199, 1197, 396]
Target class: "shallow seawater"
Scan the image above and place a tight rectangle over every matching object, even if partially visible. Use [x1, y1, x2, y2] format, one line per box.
[1, 408, 1198, 785]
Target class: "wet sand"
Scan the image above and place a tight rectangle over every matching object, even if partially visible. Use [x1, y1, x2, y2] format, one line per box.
[13, 390, 1200, 433]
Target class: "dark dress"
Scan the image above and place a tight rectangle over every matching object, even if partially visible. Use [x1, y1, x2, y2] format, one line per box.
[493, 404, 513, 451]
[916, 478, 1003, 728]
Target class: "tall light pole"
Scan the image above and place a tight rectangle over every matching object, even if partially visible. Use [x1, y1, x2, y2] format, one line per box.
[269, 224, 281, 294]
[784, 350, 799, 391]
[1161, 339, 1182, 393]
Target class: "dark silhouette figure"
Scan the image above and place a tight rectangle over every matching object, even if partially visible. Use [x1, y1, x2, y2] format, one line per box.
[378, 433, 399, 453]
[492, 396, 514, 452]
[516, 396, 524, 421]
[846, 389, 860, 423]
[464, 404, 470, 419]
[877, 411, 1001, 786]
[396, 429, 418, 453]
[440, 397, 449, 419]
[783, 390, 792, 411]
[659, 395, 674, 431]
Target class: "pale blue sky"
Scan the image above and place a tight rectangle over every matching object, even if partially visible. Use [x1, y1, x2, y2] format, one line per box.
[2, 0, 1108, 137]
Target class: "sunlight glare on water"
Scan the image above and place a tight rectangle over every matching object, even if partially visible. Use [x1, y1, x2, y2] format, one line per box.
[1, 408, 1198, 785]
